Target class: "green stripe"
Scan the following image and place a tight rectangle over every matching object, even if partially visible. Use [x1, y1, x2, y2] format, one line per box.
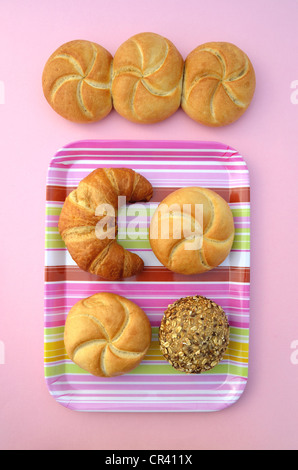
[230, 327, 249, 337]
[46, 207, 62, 216]
[44, 326, 65, 336]
[232, 242, 250, 250]
[44, 362, 248, 378]
[46, 206, 250, 218]
[45, 241, 65, 248]
[231, 208, 250, 217]
[46, 233, 63, 240]
[45, 232, 250, 241]
[45, 240, 250, 250]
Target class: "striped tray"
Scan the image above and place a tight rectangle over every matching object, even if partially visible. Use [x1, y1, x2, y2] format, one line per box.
[44, 140, 250, 412]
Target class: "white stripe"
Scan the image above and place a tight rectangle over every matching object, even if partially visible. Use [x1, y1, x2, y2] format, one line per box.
[53, 159, 247, 166]
[52, 379, 246, 385]
[55, 147, 238, 154]
[46, 203, 251, 210]
[55, 396, 240, 402]
[48, 167, 248, 173]
[50, 389, 242, 396]
[45, 249, 250, 268]
[47, 181, 249, 189]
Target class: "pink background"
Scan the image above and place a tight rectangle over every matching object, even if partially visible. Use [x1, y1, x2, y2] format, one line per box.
[0, 0, 298, 450]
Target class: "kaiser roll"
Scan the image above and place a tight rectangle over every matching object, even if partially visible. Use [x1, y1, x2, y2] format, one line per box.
[58, 168, 153, 280]
[149, 187, 235, 275]
[112, 32, 184, 124]
[64, 293, 152, 377]
[182, 41, 256, 126]
[42, 39, 113, 122]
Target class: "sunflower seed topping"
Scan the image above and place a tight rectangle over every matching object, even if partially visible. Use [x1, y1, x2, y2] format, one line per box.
[159, 295, 230, 374]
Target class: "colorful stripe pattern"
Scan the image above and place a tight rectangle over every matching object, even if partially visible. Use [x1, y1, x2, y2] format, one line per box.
[44, 140, 250, 412]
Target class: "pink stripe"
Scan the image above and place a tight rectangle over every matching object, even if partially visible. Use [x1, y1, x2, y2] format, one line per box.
[51, 400, 239, 412]
[63, 139, 231, 151]
[48, 381, 246, 392]
[44, 296, 250, 310]
[47, 373, 247, 384]
[47, 168, 247, 178]
[53, 154, 245, 163]
[50, 162, 247, 172]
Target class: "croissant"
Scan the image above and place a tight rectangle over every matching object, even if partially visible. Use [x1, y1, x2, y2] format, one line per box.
[58, 168, 153, 280]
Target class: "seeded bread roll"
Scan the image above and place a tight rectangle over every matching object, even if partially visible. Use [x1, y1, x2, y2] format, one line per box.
[42, 39, 113, 122]
[149, 187, 235, 275]
[64, 293, 152, 377]
[112, 32, 184, 124]
[182, 41, 256, 126]
[159, 296, 230, 373]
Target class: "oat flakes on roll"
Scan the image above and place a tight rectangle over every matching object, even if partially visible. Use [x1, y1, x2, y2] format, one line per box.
[182, 41, 256, 126]
[42, 39, 113, 122]
[112, 32, 184, 124]
[159, 296, 230, 374]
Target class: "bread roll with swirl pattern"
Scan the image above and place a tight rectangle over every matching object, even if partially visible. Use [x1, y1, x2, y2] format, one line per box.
[42, 40, 113, 122]
[64, 293, 152, 377]
[149, 187, 235, 274]
[112, 32, 184, 123]
[182, 42, 256, 126]
[58, 168, 153, 280]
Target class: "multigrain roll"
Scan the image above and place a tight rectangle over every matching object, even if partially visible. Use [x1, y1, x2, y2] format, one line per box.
[42, 39, 113, 122]
[149, 187, 235, 275]
[112, 32, 184, 124]
[64, 293, 152, 377]
[159, 295, 230, 374]
[182, 42, 256, 126]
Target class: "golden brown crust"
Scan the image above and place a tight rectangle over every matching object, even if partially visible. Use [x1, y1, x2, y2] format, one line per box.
[112, 32, 184, 124]
[42, 39, 113, 122]
[149, 187, 235, 275]
[182, 42, 256, 126]
[58, 168, 153, 280]
[64, 293, 152, 377]
[159, 296, 230, 373]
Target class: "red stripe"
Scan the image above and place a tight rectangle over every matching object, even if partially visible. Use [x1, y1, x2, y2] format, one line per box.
[46, 185, 250, 204]
[45, 265, 250, 283]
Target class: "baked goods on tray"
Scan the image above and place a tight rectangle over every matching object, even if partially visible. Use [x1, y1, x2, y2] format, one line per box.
[159, 295, 230, 373]
[42, 40, 113, 122]
[64, 293, 152, 377]
[112, 32, 184, 124]
[182, 41, 256, 126]
[58, 168, 153, 280]
[149, 187, 235, 275]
